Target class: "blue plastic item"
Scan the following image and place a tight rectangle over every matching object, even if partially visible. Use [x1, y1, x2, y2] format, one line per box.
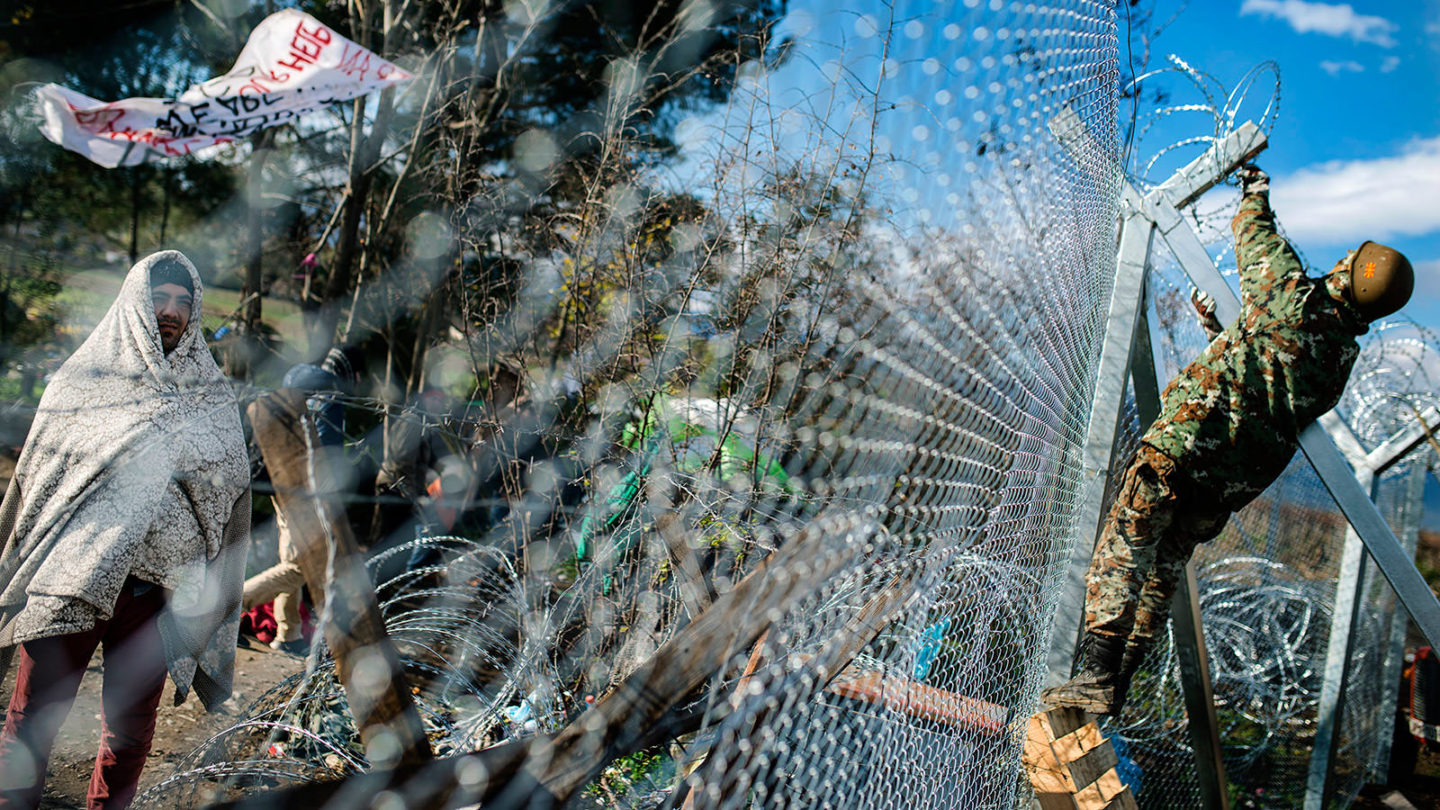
[1109, 732, 1143, 798]
[911, 618, 952, 681]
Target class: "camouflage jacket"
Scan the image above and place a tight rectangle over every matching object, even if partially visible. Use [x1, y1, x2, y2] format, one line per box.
[1141, 193, 1368, 508]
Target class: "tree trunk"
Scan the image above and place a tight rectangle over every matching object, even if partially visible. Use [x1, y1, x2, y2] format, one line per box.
[242, 134, 273, 352]
[312, 1, 398, 361]
[128, 167, 141, 265]
[158, 170, 172, 245]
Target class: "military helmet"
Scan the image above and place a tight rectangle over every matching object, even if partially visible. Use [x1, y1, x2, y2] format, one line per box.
[1348, 241, 1413, 322]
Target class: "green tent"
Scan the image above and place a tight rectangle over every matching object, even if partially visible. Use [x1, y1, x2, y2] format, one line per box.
[575, 394, 791, 565]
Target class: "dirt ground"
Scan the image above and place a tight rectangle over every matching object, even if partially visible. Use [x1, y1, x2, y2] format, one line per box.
[3, 644, 303, 809]
[0, 439, 302, 809]
[1355, 748, 1440, 810]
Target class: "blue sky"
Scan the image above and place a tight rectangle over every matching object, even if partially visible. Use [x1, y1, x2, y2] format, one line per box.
[1123, 1, 1440, 526]
[1147, 0, 1440, 329]
[722, 1, 1440, 319]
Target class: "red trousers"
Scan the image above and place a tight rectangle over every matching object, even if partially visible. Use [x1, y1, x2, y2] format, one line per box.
[0, 582, 167, 810]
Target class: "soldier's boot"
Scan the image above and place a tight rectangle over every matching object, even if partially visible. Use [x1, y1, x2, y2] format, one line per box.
[1108, 636, 1156, 718]
[1040, 632, 1127, 715]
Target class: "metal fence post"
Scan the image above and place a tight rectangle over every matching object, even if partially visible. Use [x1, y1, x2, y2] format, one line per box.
[1172, 563, 1231, 810]
[1373, 460, 1426, 781]
[1134, 292, 1231, 809]
[1044, 200, 1154, 686]
[1304, 462, 1375, 810]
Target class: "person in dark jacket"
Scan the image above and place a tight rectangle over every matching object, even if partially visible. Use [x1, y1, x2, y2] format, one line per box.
[240, 348, 357, 655]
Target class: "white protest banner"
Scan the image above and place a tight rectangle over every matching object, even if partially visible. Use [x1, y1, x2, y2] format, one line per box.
[34, 8, 411, 168]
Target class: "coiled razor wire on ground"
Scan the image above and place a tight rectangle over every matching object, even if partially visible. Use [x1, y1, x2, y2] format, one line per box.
[134, 2, 1127, 808]
[137, 536, 532, 805]
[1110, 557, 1332, 763]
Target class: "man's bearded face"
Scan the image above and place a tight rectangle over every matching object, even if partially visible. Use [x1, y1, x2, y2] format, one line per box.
[151, 283, 193, 354]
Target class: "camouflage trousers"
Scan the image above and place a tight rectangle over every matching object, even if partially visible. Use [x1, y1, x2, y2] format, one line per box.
[1084, 444, 1228, 642]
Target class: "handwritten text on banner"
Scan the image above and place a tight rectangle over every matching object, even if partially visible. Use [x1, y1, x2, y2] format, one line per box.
[35, 9, 412, 168]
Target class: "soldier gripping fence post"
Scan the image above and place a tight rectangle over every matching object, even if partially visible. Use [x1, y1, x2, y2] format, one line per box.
[1042, 164, 1417, 717]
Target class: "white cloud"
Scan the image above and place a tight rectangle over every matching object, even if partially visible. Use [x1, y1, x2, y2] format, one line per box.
[1319, 59, 1364, 76]
[1380, 55, 1401, 72]
[1269, 136, 1440, 245]
[1239, 0, 1398, 47]
[1415, 260, 1440, 302]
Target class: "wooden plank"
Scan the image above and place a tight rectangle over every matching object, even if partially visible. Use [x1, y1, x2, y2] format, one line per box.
[683, 566, 926, 808]
[822, 666, 1007, 733]
[1067, 740, 1119, 789]
[1074, 768, 1127, 810]
[1107, 786, 1139, 810]
[1036, 795, 1081, 810]
[1025, 715, 1077, 793]
[1024, 707, 1135, 808]
[247, 389, 432, 767]
[680, 632, 773, 810]
[529, 515, 892, 803]
[1045, 706, 1091, 738]
[1051, 722, 1105, 764]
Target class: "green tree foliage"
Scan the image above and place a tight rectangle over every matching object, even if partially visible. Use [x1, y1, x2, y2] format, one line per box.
[241, 0, 793, 425]
[0, 1, 238, 269]
[0, 238, 60, 397]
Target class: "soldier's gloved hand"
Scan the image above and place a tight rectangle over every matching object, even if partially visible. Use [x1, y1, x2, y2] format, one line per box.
[1190, 286, 1222, 339]
[1236, 163, 1269, 196]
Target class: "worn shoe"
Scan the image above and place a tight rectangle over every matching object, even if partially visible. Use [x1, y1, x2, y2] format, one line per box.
[1040, 632, 1127, 715]
[270, 637, 311, 656]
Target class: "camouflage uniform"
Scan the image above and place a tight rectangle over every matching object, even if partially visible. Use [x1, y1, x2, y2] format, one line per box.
[1084, 192, 1369, 641]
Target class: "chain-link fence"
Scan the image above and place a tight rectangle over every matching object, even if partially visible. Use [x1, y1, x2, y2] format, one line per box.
[115, 1, 1126, 808]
